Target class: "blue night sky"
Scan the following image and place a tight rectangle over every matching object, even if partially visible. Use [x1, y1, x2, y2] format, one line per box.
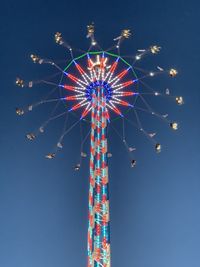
[0, 0, 200, 266]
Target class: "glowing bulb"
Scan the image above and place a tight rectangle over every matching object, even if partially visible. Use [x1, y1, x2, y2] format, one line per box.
[135, 55, 141, 60]
[149, 72, 155, 77]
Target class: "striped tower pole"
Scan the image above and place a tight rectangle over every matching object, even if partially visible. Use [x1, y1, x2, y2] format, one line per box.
[87, 85, 110, 267]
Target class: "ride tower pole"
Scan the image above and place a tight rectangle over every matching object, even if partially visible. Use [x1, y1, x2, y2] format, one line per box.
[87, 83, 111, 267]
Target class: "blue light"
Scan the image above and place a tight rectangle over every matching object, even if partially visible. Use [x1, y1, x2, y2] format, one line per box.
[85, 80, 113, 101]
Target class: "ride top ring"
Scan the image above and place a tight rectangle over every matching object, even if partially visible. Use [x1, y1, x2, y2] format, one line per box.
[60, 51, 138, 120]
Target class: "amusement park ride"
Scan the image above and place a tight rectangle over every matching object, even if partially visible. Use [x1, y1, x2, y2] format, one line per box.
[16, 24, 183, 267]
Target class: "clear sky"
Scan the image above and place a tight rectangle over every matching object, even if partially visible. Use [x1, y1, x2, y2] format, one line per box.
[0, 0, 200, 267]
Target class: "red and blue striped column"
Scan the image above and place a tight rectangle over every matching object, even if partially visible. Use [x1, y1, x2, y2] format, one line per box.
[87, 86, 110, 267]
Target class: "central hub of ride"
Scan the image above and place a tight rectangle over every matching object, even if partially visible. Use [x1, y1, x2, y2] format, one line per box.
[85, 80, 112, 102]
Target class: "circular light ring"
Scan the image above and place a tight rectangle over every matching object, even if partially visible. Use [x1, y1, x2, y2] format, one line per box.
[61, 51, 139, 121]
[85, 80, 113, 101]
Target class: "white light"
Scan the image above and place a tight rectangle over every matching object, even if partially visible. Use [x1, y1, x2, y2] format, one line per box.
[135, 55, 141, 60]
[96, 55, 100, 64]
[149, 72, 155, 77]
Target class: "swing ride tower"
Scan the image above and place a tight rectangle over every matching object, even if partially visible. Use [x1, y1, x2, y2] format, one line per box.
[15, 24, 182, 267]
[62, 49, 138, 266]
